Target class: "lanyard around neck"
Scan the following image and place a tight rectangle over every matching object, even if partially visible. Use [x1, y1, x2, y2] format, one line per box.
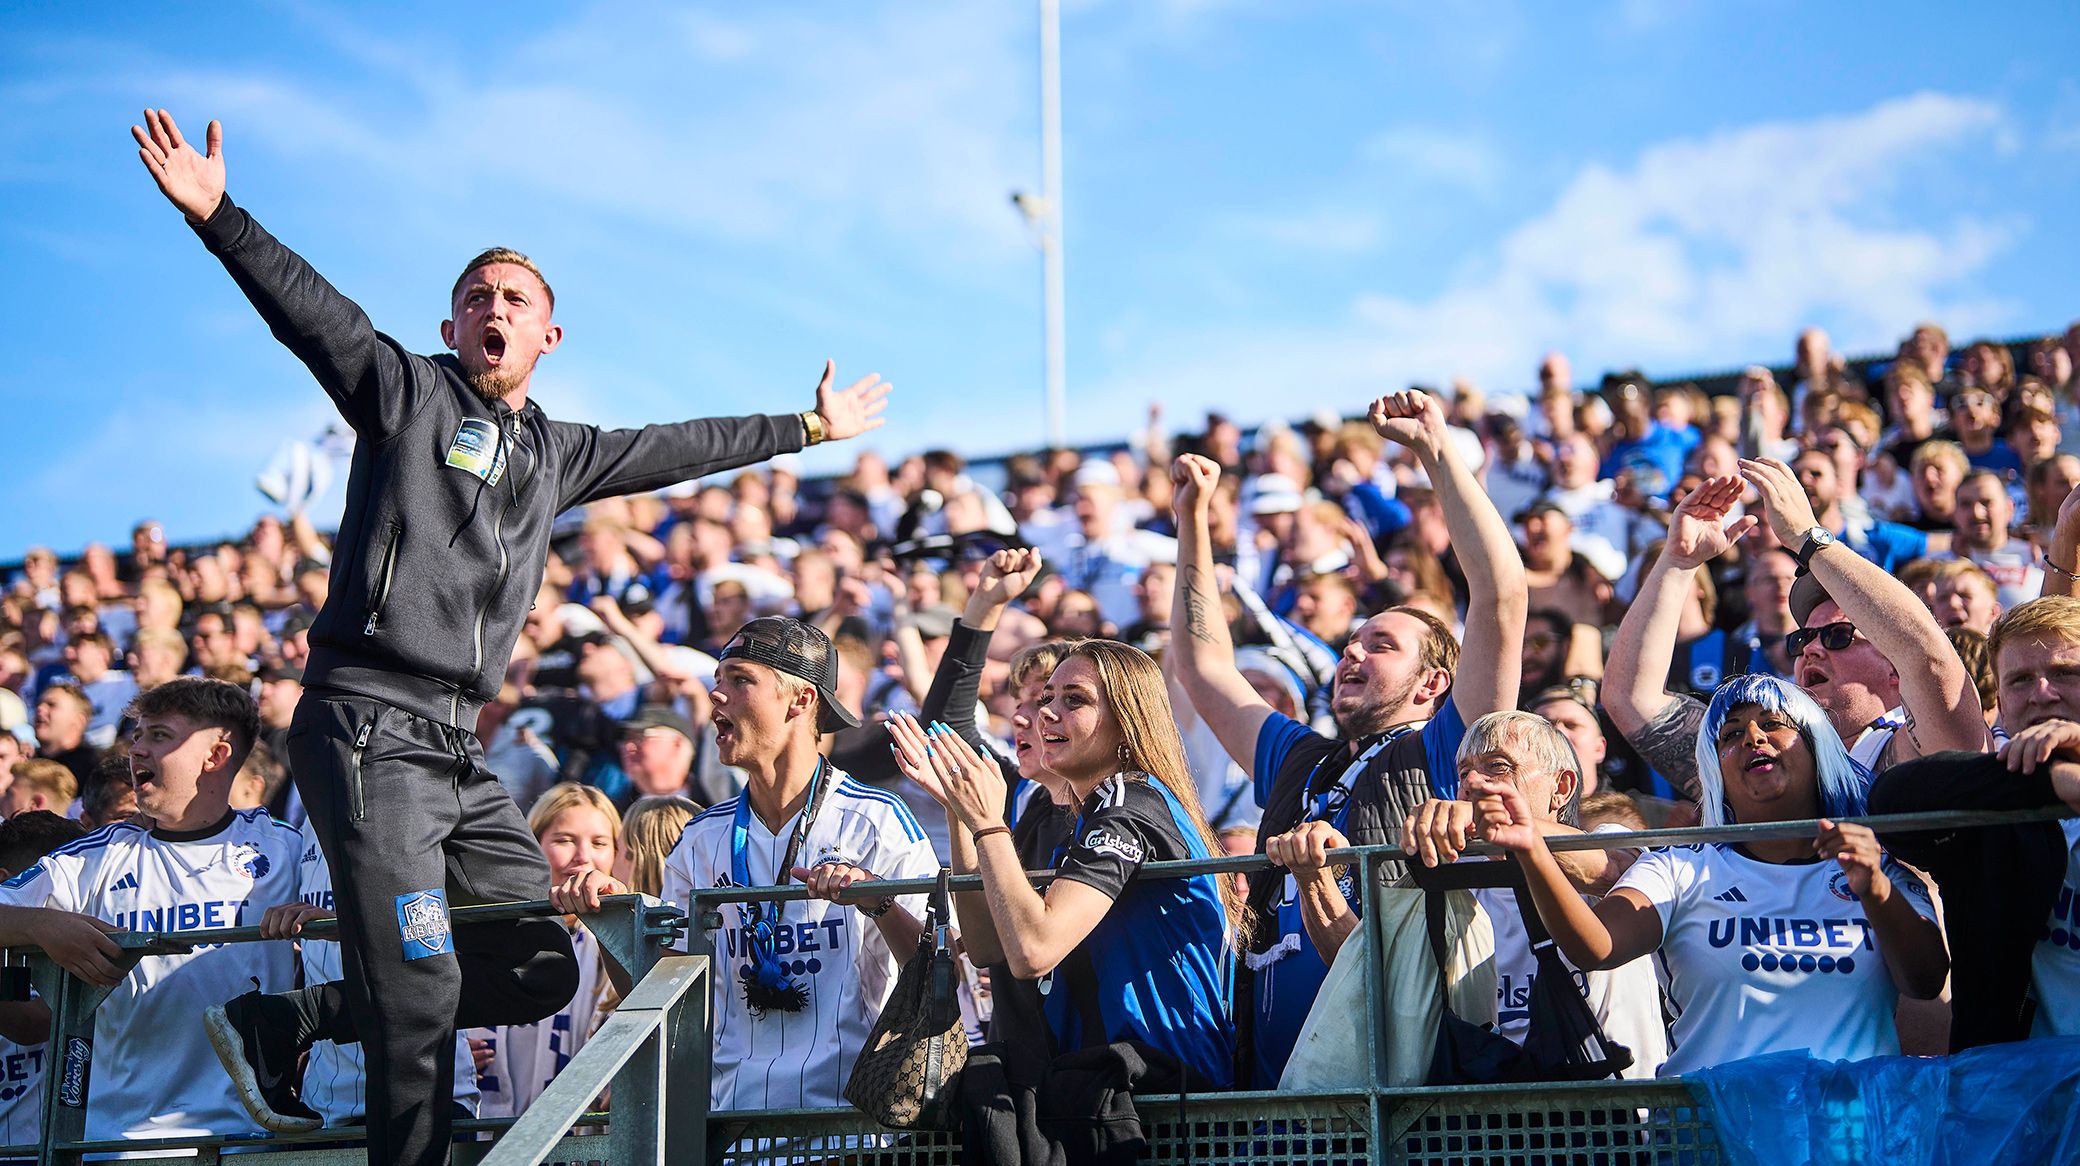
[1307, 723, 1418, 827]
[730, 758, 831, 921]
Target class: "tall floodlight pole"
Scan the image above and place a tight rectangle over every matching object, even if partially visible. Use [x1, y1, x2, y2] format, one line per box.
[1039, 0, 1067, 447]
[1012, 0, 1067, 447]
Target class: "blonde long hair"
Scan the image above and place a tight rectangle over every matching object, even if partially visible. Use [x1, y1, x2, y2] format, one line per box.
[1060, 639, 1250, 946]
[620, 795, 700, 897]
[528, 783, 623, 847]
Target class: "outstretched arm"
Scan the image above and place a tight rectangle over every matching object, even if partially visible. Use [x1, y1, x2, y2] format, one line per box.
[1168, 455, 1276, 770]
[1742, 458, 1988, 758]
[132, 109, 422, 438]
[554, 361, 892, 508]
[1370, 393, 1527, 721]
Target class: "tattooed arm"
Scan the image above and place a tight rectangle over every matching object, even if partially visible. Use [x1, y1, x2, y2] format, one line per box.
[1167, 455, 1277, 770]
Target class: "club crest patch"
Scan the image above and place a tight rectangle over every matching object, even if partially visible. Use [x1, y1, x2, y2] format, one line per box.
[235, 844, 269, 880]
[1080, 827, 1145, 865]
[1826, 868, 1857, 903]
[444, 418, 507, 486]
[396, 889, 455, 961]
[812, 844, 860, 868]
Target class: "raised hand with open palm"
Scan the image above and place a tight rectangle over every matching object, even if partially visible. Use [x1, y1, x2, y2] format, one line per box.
[131, 109, 224, 223]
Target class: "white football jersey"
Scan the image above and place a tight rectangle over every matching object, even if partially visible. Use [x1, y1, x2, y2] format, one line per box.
[0, 1013, 46, 1150]
[662, 773, 938, 1112]
[0, 810, 303, 1141]
[1475, 882, 1668, 1080]
[467, 922, 607, 1119]
[1617, 843, 1936, 1076]
[2029, 820, 2080, 1037]
[293, 823, 479, 1124]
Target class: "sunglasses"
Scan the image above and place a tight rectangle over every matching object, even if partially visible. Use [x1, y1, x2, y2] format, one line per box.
[1786, 621, 1859, 656]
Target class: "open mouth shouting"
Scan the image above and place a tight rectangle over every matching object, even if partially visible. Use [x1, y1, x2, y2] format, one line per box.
[712, 712, 735, 751]
[480, 324, 509, 367]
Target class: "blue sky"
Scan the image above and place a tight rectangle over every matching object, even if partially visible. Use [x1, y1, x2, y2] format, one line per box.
[4, 1, 2078, 555]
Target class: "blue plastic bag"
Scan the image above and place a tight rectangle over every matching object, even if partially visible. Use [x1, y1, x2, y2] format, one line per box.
[1689, 1037, 2080, 1165]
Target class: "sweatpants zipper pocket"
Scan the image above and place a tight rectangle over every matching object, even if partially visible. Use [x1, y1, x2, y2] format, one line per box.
[348, 716, 376, 823]
[364, 523, 402, 636]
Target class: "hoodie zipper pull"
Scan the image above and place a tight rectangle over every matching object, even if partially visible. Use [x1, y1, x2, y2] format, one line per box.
[364, 612, 379, 636]
[354, 721, 375, 751]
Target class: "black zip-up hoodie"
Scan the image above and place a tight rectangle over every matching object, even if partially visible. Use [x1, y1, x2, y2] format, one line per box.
[192, 196, 805, 728]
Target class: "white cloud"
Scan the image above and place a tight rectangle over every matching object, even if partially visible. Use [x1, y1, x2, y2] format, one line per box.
[1362, 126, 1503, 196]
[1072, 91, 2022, 438]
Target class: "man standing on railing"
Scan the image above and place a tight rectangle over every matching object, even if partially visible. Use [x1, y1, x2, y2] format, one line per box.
[0, 679, 305, 1146]
[130, 108, 893, 1166]
[555, 618, 938, 1115]
[1166, 391, 1530, 1089]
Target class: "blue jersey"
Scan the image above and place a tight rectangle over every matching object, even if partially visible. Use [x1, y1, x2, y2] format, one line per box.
[1841, 518, 1928, 574]
[1601, 424, 1694, 498]
[1042, 774, 1235, 1087]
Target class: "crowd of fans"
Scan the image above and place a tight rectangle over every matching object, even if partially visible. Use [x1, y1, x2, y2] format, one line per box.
[2, 317, 2080, 1146]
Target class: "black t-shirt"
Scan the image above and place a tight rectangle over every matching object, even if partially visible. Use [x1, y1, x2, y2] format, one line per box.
[1012, 796, 1071, 870]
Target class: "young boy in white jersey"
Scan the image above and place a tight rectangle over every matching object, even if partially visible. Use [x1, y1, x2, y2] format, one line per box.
[0, 812, 88, 1154]
[0, 677, 304, 1143]
[552, 617, 939, 1112]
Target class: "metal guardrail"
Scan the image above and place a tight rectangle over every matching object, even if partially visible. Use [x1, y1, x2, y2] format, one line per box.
[16, 895, 698, 1166]
[12, 804, 2071, 1164]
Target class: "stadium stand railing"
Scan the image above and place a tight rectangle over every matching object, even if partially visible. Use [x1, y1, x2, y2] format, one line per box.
[12, 804, 2074, 1165]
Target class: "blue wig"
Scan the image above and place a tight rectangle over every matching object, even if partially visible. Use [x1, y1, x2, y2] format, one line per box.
[1692, 674, 1871, 828]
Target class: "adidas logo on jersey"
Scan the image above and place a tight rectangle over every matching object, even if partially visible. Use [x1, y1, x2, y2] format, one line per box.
[108, 872, 140, 894]
[302, 844, 319, 864]
[1712, 886, 1748, 903]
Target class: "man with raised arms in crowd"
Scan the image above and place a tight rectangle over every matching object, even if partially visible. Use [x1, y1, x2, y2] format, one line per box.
[1166, 391, 1532, 1089]
[131, 108, 890, 1165]
[1605, 467, 1988, 795]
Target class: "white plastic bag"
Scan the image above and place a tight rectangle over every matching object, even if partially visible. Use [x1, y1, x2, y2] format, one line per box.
[1279, 884, 1496, 1089]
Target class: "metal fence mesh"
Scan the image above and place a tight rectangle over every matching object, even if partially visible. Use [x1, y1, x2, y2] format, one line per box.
[1385, 1084, 1722, 1166]
[699, 1084, 1719, 1165]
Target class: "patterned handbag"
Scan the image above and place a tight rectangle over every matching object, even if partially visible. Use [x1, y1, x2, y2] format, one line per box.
[845, 867, 968, 1129]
